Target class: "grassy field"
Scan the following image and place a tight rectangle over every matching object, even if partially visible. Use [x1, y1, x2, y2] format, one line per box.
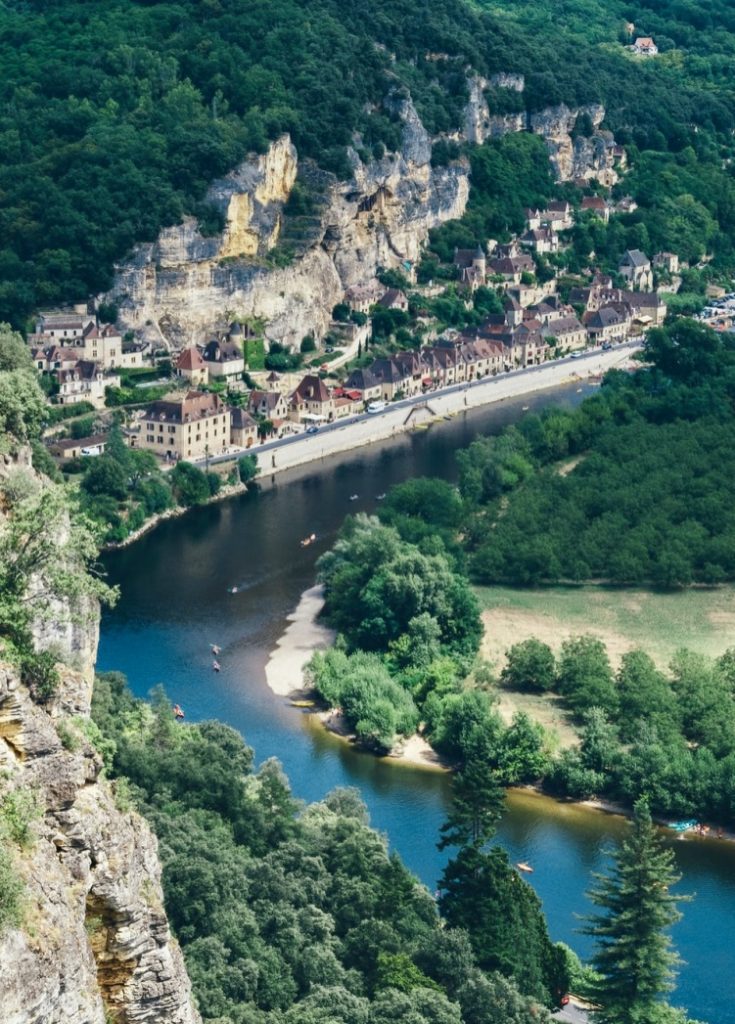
[477, 584, 735, 672]
[477, 584, 735, 749]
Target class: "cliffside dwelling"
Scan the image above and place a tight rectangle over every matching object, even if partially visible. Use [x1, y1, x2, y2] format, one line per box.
[453, 246, 487, 291]
[580, 196, 610, 222]
[377, 288, 409, 312]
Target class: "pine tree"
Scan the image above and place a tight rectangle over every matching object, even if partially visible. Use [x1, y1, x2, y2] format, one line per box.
[582, 799, 690, 1024]
[438, 755, 505, 849]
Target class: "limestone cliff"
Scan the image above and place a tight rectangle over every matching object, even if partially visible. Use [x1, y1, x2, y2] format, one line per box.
[0, 662, 201, 1024]
[108, 81, 618, 350]
[109, 98, 469, 350]
[465, 74, 618, 185]
[0, 454, 200, 1024]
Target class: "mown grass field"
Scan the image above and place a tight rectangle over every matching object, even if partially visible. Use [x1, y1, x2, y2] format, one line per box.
[477, 584, 735, 672]
[476, 584, 735, 749]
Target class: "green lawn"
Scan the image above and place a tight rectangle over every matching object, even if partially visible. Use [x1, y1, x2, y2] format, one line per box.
[477, 584, 735, 671]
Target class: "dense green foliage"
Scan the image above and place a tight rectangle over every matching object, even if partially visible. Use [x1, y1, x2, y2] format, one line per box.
[583, 800, 689, 1024]
[463, 320, 735, 586]
[2, 0, 735, 324]
[91, 672, 553, 1024]
[0, 325, 115, 691]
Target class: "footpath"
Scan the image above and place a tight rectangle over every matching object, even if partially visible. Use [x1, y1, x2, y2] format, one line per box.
[199, 342, 642, 478]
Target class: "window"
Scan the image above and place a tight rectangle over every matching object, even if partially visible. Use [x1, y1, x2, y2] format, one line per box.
[159, 424, 164, 432]
[168, 425, 176, 434]
[157, 437, 163, 444]
[147, 434, 155, 443]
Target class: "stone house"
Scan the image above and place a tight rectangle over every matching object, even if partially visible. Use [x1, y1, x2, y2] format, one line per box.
[520, 227, 559, 254]
[55, 361, 119, 409]
[584, 305, 631, 344]
[137, 390, 230, 461]
[343, 367, 382, 402]
[247, 389, 290, 422]
[345, 284, 383, 314]
[80, 323, 123, 370]
[619, 250, 653, 291]
[378, 288, 409, 312]
[35, 309, 94, 341]
[540, 315, 587, 351]
[176, 347, 209, 386]
[453, 246, 487, 291]
[229, 407, 258, 448]
[580, 196, 610, 223]
[633, 37, 658, 56]
[47, 434, 108, 460]
[539, 201, 573, 231]
[289, 374, 335, 422]
[653, 252, 680, 275]
[202, 339, 244, 381]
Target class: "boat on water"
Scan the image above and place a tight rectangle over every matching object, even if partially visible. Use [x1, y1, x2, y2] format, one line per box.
[349, 494, 359, 501]
[516, 862, 533, 873]
[228, 586, 239, 594]
[213, 660, 221, 672]
[670, 819, 697, 833]
[376, 493, 386, 501]
[172, 703, 185, 719]
[210, 644, 221, 656]
[301, 533, 317, 547]
[521, 405, 530, 411]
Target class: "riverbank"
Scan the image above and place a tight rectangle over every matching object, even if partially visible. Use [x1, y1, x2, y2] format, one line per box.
[268, 583, 735, 834]
[264, 584, 447, 770]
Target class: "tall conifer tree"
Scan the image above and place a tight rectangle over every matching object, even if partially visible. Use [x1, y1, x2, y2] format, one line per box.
[583, 799, 689, 1024]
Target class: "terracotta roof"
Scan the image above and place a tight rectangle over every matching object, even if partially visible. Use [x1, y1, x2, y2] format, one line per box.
[176, 347, 206, 371]
[144, 390, 226, 424]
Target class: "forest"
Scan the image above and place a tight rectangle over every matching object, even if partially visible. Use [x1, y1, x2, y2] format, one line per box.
[464, 319, 735, 587]
[90, 672, 570, 1024]
[2, 0, 735, 326]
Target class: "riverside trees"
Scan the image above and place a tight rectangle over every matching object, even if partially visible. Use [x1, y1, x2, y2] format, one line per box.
[583, 800, 690, 1024]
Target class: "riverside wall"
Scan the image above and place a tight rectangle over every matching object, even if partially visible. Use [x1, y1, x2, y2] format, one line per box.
[250, 345, 640, 478]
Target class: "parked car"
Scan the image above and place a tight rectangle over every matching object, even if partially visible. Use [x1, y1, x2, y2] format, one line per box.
[305, 425, 319, 434]
[601, 342, 613, 350]
[367, 400, 386, 413]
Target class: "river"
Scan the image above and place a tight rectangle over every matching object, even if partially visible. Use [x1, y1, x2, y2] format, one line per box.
[98, 382, 735, 1024]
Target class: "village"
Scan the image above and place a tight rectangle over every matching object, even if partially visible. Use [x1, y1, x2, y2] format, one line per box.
[32, 193, 681, 467]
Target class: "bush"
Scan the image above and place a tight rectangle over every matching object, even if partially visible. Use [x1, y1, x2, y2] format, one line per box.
[170, 462, 211, 506]
[0, 845, 23, 935]
[22, 650, 60, 703]
[238, 455, 260, 484]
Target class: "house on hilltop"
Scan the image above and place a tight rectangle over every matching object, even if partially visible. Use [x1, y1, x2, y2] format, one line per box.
[176, 347, 208, 386]
[633, 37, 658, 56]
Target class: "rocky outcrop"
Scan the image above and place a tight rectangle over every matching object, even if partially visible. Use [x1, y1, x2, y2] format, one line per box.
[108, 79, 618, 349]
[465, 76, 618, 185]
[0, 661, 201, 1024]
[109, 99, 469, 349]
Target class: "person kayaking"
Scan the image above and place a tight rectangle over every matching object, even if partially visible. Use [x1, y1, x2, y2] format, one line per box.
[211, 644, 221, 656]
[213, 660, 221, 672]
[349, 494, 359, 501]
[172, 704, 185, 719]
[228, 585, 239, 594]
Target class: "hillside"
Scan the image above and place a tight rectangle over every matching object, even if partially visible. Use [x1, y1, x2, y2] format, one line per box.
[1, 0, 735, 328]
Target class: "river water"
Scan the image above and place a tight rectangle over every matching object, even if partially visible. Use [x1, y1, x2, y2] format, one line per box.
[98, 383, 735, 1023]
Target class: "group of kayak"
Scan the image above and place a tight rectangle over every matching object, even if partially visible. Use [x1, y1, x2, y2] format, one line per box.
[172, 642, 223, 719]
[670, 820, 724, 838]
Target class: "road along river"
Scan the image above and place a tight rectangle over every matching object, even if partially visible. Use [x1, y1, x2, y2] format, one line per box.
[98, 380, 735, 1024]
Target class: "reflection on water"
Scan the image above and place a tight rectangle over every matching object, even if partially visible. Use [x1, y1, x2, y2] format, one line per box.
[99, 385, 735, 1024]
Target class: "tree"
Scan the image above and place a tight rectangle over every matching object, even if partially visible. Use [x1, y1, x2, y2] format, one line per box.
[238, 454, 260, 484]
[582, 799, 689, 1024]
[438, 756, 505, 850]
[170, 461, 210, 506]
[557, 636, 618, 717]
[80, 457, 128, 501]
[501, 639, 556, 693]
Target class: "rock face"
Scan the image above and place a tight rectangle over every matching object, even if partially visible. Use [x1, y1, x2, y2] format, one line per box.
[108, 80, 618, 349]
[109, 99, 469, 349]
[0, 661, 201, 1024]
[466, 76, 618, 185]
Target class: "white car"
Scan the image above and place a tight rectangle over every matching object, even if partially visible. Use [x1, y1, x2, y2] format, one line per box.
[366, 401, 386, 413]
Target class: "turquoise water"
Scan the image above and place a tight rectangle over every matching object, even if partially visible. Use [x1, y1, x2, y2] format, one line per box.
[98, 385, 735, 1023]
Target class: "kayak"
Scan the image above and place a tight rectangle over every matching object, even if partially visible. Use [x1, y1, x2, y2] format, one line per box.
[670, 820, 697, 832]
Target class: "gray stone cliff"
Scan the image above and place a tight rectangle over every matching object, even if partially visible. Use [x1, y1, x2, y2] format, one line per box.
[108, 81, 619, 350]
[0, 456, 201, 1024]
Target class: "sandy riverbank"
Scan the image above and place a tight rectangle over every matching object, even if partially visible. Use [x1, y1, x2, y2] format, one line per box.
[264, 585, 448, 770]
